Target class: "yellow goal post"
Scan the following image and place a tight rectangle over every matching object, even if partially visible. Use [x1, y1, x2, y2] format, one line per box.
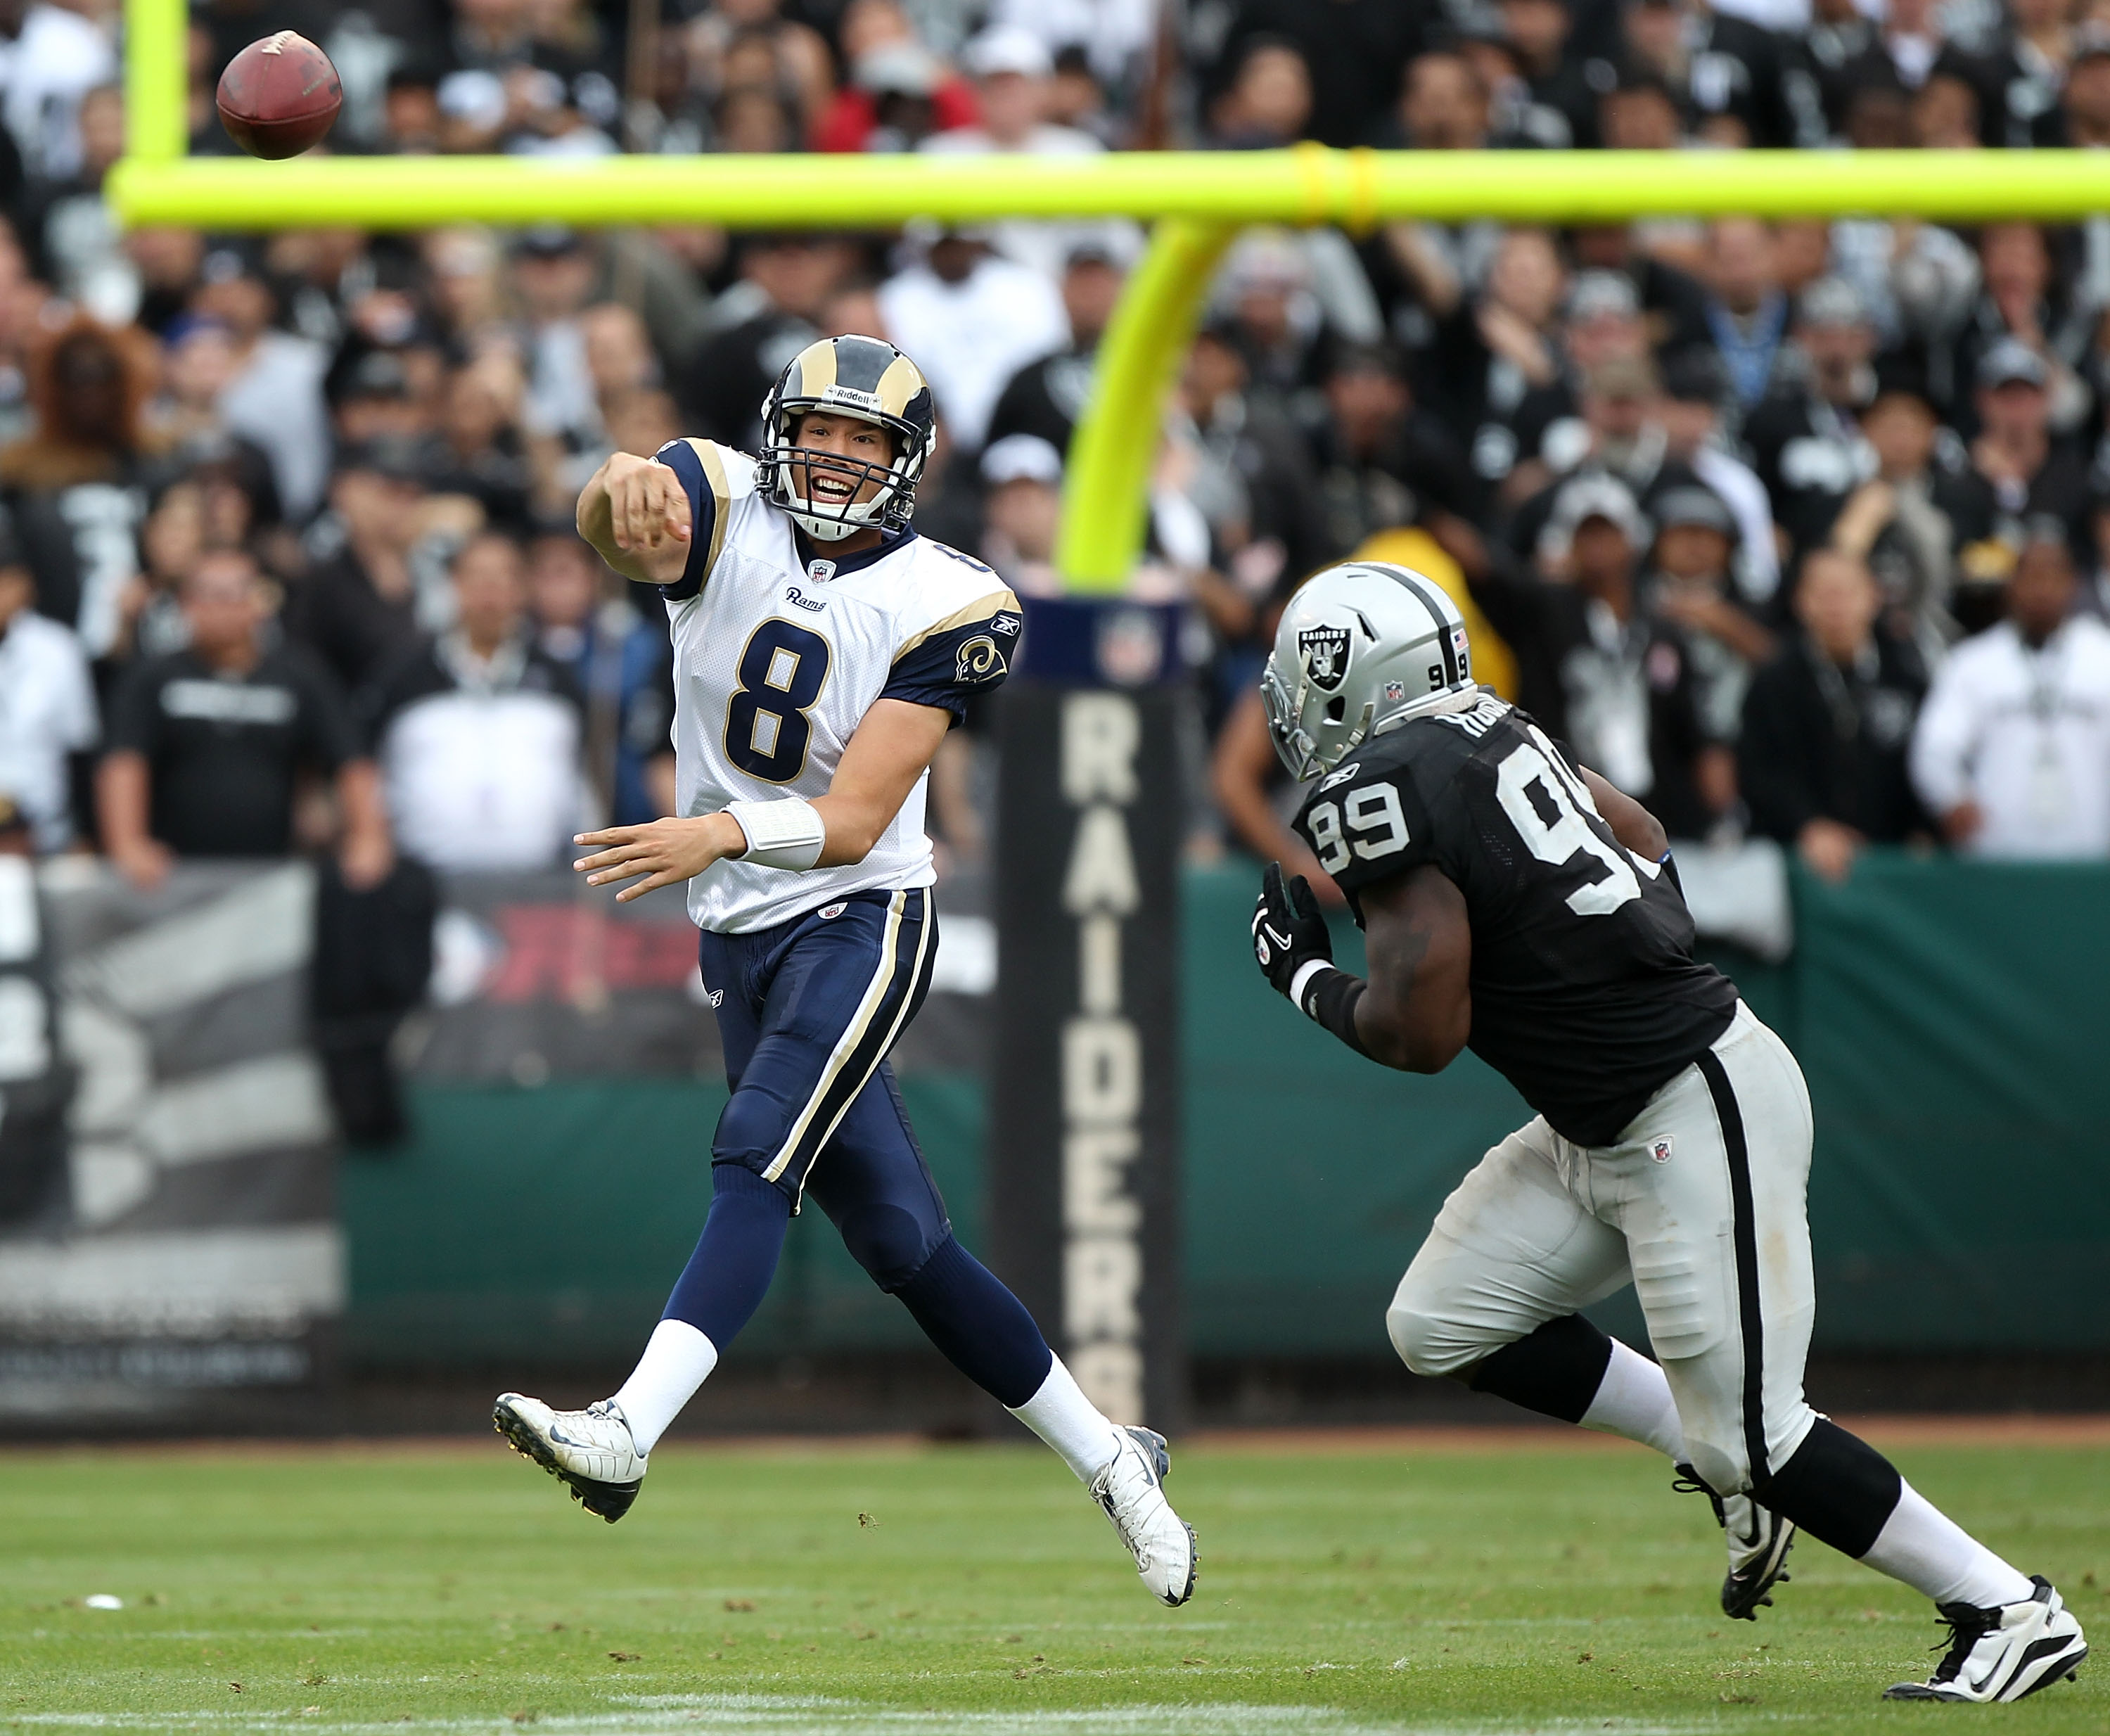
[110, 0, 2110, 594]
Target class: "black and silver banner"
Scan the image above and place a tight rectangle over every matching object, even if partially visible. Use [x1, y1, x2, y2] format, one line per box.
[992, 598, 1184, 1432]
[0, 862, 340, 1419]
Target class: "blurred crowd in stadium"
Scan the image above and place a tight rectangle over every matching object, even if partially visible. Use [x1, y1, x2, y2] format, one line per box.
[6, 0, 2110, 910]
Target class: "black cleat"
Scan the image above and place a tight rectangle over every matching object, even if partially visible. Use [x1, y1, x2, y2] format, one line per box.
[1675, 1464, 1795, 1621]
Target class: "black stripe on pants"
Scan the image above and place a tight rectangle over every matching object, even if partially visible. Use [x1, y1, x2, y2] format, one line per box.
[1696, 1047, 1773, 1500]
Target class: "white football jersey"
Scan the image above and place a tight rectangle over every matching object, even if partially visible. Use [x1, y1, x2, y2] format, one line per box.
[653, 438, 1021, 933]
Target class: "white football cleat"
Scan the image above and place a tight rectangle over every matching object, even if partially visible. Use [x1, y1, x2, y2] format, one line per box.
[493, 1392, 646, 1522]
[1088, 1425, 1198, 1607]
[1884, 1576, 2087, 1702]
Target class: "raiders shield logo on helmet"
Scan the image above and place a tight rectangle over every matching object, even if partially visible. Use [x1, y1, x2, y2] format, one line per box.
[1298, 624, 1353, 692]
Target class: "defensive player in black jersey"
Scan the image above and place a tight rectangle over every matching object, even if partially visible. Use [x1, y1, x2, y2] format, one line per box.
[1249, 561, 2086, 1705]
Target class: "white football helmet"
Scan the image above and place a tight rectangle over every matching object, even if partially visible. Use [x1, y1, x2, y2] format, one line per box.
[1260, 562, 1481, 781]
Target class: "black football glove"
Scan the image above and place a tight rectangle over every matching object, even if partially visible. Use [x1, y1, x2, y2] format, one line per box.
[1251, 860, 1332, 999]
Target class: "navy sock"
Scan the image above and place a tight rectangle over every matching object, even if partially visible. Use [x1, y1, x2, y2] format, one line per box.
[662, 1163, 791, 1348]
[893, 1234, 1054, 1409]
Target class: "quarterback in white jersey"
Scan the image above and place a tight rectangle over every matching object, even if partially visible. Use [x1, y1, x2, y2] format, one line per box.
[491, 334, 1196, 1610]
[655, 435, 1019, 933]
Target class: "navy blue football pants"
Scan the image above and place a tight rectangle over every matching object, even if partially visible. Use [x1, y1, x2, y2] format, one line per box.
[663, 888, 1053, 1408]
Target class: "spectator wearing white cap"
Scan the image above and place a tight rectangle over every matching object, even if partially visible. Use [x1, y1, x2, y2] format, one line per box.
[985, 0, 1156, 91]
[979, 433, 1065, 597]
[877, 228, 1068, 452]
[919, 25, 1114, 283]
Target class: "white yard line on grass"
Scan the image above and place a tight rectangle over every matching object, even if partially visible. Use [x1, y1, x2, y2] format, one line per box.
[0, 1697, 1770, 1736]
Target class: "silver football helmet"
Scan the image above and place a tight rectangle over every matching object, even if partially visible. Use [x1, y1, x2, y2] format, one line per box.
[1260, 562, 1481, 781]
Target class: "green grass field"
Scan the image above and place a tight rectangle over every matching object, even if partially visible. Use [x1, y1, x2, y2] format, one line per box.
[2, 1431, 2104, 1735]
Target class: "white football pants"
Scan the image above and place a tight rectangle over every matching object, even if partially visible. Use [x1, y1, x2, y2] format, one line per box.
[1388, 1001, 1820, 1499]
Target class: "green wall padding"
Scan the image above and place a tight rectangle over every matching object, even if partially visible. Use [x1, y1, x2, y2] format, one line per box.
[342, 1076, 985, 1365]
[345, 857, 2110, 1368]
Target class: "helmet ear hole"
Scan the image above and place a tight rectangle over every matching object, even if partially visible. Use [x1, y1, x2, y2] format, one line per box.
[1325, 697, 1345, 722]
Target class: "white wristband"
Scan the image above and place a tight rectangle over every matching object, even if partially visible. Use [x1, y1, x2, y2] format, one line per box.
[1289, 957, 1333, 1011]
[724, 798, 826, 870]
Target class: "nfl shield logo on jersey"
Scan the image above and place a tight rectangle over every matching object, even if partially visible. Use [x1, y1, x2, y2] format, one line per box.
[1649, 1137, 1674, 1163]
[1298, 624, 1353, 691]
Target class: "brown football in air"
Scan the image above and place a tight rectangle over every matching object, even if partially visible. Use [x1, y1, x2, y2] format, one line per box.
[216, 32, 342, 159]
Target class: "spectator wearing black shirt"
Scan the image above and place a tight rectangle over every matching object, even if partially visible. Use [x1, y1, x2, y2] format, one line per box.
[1501, 0, 1598, 147]
[1823, 371, 1995, 651]
[2060, 27, 2110, 151]
[1203, 35, 1314, 147]
[1646, 483, 1776, 745]
[984, 238, 1128, 457]
[1968, 336, 2094, 568]
[1957, 0, 2069, 148]
[284, 438, 437, 699]
[1610, 0, 1812, 148]
[1946, 222, 2088, 435]
[0, 314, 152, 658]
[430, 355, 535, 530]
[98, 550, 391, 890]
[1568, 223, 1715, 357]
[1740, 548, 1929, 881]
[1208, 0, 1427, 149]
[1171, 324, 1333, 632]
[1475, 471, 1722, 838]
[1797, 0, 1880, 139]
[1307, 340, 1486, 564]
[1424, 227, 1568, 498]
[682, 234, 853, 451]
[1745, 275, 1881, 558]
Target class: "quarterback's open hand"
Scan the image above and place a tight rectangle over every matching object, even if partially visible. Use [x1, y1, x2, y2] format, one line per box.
[1252, 861, 1331, 998]
[575, 815, 741, 903]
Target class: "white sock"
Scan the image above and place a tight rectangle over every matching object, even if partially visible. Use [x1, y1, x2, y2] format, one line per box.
[1007, 1353, 1127, 1481]
[1579, 1337, 1687, 1462]
[1860, 1481, 2035, 1609]
[610, 1318, 720, 1456]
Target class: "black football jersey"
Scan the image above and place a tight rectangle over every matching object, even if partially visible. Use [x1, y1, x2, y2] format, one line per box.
[1291, 694, 1737, 1146]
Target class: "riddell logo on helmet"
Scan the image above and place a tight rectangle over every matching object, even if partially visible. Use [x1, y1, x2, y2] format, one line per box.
[820, 385, 884, 413]
[1297, 625, 1353, 692]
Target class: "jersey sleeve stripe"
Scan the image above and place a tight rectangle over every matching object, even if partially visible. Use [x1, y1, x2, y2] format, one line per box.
[689, 438, 734, 575]
[892, 589, 1022, 663]
[652, 438, 732, 601]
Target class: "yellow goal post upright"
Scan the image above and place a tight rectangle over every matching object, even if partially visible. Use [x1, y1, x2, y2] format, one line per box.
[111, 0, 2110, 1428]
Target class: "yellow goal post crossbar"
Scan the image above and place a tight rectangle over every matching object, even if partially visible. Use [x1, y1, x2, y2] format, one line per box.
[111, 0, 2110, 592]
